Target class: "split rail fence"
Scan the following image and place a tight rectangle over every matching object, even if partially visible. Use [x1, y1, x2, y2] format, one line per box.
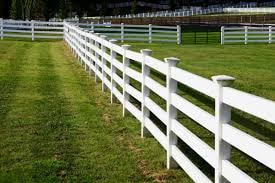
[221, 26, 275, 44]
[64, 22, 275, 183]
[77, 22, 181, 44]
[0, 19, 181, 44]
[0, 19, 64, 40]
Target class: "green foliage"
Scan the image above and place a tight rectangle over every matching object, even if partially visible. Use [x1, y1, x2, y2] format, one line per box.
[10, 0, 22, 19]
[131, 0, 137, 15]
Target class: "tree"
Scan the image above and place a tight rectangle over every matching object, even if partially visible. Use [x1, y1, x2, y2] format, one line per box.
[10, 0, 22, 19]
[131, 0, 137, 15]
[19, 0, 36, 20]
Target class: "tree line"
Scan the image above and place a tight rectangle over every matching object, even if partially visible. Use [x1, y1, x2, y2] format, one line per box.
[0, 0, 263, 20]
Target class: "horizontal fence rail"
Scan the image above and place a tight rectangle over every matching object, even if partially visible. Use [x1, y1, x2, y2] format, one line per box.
[0, 19, 64, 40]
[64, 22, 275, 183]
[221, 26, 275, 44]
[76, 22, 181, 44]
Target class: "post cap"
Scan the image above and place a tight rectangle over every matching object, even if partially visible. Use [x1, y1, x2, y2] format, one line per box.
[100, 35, 107, 39]
[89, 31, 94, 33]
[165, 57, 180, 66]
[95, 33, 100, 36]
[122, 44, 131, 50]
[212, 75, 235, 86]
[109, 39, 117, 43]
[140, 49, 152, 56]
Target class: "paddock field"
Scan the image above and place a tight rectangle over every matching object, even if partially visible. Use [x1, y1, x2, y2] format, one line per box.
[0, 39, 274, 182]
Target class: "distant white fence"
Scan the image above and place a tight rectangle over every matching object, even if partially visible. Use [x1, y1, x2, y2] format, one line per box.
[64, 22, 275, 183]
[221, 26, 275, 44]
[0, 19, 64, 40]
[0, 19, 181, 44]
[76, 22, 181, 44]
[224, 7, 275, 13]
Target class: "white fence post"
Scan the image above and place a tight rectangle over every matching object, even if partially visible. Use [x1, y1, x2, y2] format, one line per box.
[221, 26, 224, 45]
[212, 75, 235, 183]
[122, 44, 131, 117]
[149, 24, 152, 43]
[141, 49, 152, 138]
[31, 20, 34, 41]
[89, 30, 95, 75]
[245, 26, 248, 45]
[84, 30, 89, 72]
[94, 33, 101, 82]
[110, 39, 117, 103]
[166, 57, 180, 169]
[269, 26, 272, 44]
[91, 22, 94, 32]
[101, 35, 107, 92]
[0, 18, 3, 40]
[121, 23, 124, 43]
[177, 25, 181, 45]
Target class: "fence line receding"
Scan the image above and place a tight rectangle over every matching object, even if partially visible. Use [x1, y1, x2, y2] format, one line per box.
[64, 22, 275, 183]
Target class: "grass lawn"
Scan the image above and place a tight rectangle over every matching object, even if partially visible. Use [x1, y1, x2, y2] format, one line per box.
[0, 38, 274, 182]
[0, 40, 191, 182]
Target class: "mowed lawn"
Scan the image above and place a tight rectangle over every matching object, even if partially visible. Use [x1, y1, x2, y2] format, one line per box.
[0, 40, 191, 182]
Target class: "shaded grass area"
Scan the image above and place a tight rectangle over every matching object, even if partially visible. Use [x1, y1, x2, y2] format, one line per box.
[120, 41, 275, 182]
[0, 40, 191, 182]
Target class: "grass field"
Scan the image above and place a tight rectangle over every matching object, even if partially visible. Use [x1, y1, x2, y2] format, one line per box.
[0, 40, 191, 182]
[0, 39, 274, 182]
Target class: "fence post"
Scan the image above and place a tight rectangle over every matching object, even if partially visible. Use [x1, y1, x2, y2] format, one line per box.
[101, 35, 107, 92]
[94, 33, 101, 82]
[269, 26, 272, 44]
[177, 25, 181, 44]
[91, 22, 94, 32]
[141, 49, 152, 138]
[121, 23, 124, 43]
[31, 20, 34, 41]
[122, 44, 131, 117]
[245, 26, 248, 45]
[84, 30, 89, 72]
[212, 75, 235, 183]
[166, 57, 180, 169]
[0, 18, 3, 40]
[149, 24, 152, 43]
[221, 26, 224, 45]
[110, 39, 117, 103]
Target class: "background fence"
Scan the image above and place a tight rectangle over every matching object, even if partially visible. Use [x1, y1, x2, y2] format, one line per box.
[64, 22, 275, 183]
[224, 7, 275, 13]
[0, 19, 64, 40]
[76, 22, 181, 44]
[221, 26, 275, 44]
[0, 19, 181, 44]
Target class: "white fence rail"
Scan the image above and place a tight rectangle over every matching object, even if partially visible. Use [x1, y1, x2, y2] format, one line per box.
[224, 7, 275, 13]
[103, 1, 275, 19]
[0, 19, 64, 40]
[221, 26, 275, 44]
[0, 19, 181, 44]
[76, 22, 181, 44]
[64, 22, 275, 183]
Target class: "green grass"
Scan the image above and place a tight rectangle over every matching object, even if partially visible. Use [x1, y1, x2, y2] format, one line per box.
[1, 39, 274, 182]
[0, 40, 191, 182]
[119, 41, 275, 182]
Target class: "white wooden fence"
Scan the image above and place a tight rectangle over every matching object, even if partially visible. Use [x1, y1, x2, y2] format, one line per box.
[76, 22, 181, 44]
[64, 22, 275, 183]
[224, 7, 275, 13]
[0, 19, 181, 44]
[0, 19, 64, 40]
[221, 26, 275, 44]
